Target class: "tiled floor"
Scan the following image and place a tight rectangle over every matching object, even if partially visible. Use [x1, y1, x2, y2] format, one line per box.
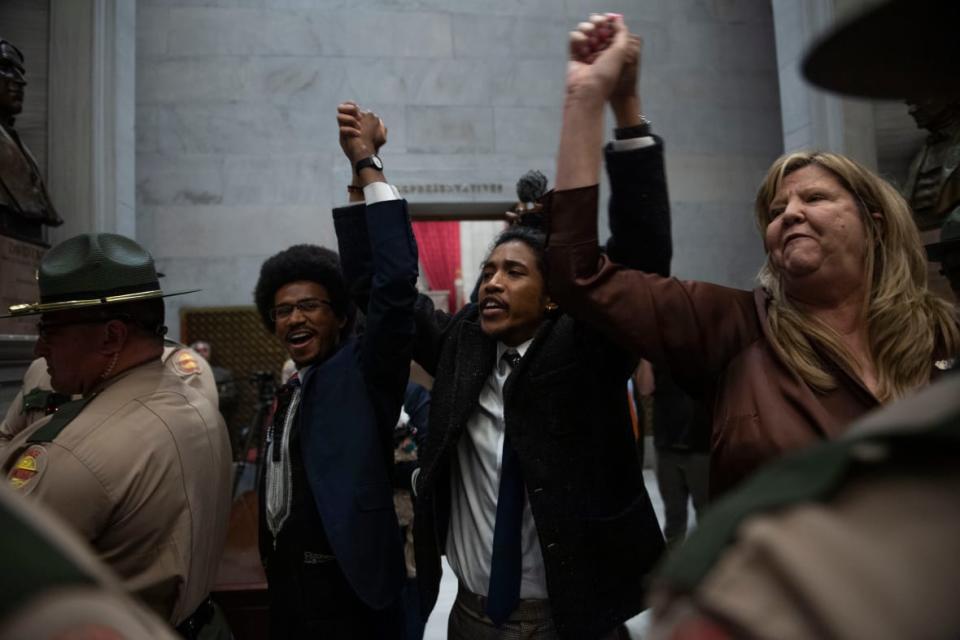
[422, 466, 695, 639]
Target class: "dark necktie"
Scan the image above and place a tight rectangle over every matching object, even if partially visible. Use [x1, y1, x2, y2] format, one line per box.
[486, 350, 524, 626]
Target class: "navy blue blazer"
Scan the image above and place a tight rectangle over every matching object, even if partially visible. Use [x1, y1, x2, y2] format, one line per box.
[293, 197, 419, 610]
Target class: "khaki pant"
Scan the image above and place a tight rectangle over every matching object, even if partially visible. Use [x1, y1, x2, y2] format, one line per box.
[448, 585, 557, 640]
[448, 585, 627, 640]
[655, 450, 709, 545]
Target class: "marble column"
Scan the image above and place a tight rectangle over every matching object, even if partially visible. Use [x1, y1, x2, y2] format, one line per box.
[48, 0, 135, 243]
[771, 0, 880, 169]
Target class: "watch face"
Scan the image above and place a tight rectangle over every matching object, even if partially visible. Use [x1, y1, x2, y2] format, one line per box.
[372, 156, 383, 170]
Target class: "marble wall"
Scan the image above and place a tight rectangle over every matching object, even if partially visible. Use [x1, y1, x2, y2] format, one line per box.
[136, 0, 782, 338]
[48, 1, 138, 243]
[770, 0, 879, 168]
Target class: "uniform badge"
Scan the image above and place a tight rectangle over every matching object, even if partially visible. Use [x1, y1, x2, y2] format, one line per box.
[8, 444, 47, 493]
[173, 351, 201, 376]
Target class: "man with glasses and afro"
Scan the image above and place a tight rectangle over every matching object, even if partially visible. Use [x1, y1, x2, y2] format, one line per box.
[251, 101, 418, 638]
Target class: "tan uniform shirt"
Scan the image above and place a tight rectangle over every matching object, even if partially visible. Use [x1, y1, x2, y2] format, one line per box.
[0, 484, 179, 640]
[0, 343, 218, 443]
[649, 375, 960, 640]
[0, 357, 53, 440]
[683, 468, 960, 640]
[1, 359, 233, 625]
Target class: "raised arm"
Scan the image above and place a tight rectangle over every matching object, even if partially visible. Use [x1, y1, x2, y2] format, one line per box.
[333, 103, 387, 312]
[334, 102, 419, 435]
[546, 18, 760, 383]
[555, 14, 636, 191]
[603, 22, 671, 276]
[333, 103, 455, 380]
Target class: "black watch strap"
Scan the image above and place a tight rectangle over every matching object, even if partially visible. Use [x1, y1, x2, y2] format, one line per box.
[614, 116, 652, 140]
[354, 155, 383, 175]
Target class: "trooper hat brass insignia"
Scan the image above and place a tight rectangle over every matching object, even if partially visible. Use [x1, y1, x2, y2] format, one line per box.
[2, 233, 198, 318]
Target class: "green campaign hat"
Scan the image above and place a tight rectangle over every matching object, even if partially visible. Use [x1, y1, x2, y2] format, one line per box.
[926, 209, 960, 262]
[802, 0, 959, 100]
[3, 233, 198, 317]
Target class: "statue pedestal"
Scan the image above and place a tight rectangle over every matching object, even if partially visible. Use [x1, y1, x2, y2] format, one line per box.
[0, 233, 43, 335]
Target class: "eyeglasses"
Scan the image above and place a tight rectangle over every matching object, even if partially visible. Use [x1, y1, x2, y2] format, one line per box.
[269, 298, 334, 322]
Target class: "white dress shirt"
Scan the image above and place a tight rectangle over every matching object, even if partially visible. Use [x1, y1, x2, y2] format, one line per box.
[610, 135, 656, 152]
[362, 180, 400, 204]
[445, 338, 549, 599]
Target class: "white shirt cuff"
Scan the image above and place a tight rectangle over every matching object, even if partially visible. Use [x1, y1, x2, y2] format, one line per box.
[363, 181, 401, 204]
[610, 136, 656, 152]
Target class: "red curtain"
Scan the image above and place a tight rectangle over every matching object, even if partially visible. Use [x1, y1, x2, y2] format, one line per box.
[411, 221, 461, 313]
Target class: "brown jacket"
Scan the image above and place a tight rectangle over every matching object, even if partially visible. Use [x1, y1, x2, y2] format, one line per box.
[1, 359, 232, 624]
[545, 185, 883, 497]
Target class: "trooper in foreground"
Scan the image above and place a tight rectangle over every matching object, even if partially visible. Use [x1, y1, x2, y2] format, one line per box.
[0, 233, 233, 639]
[0, 482, 181, 640]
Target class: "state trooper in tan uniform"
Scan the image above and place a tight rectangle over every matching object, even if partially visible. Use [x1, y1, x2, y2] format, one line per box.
[1, 340, 218, 442]
[0, 233, 233, 639]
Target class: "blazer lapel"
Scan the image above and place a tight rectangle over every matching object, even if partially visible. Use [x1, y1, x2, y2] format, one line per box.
[440, 318, 496, 457]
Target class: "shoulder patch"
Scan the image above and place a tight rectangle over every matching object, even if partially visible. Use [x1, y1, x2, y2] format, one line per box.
[172, 351, 201, 377]
[8, 444, 48, 493]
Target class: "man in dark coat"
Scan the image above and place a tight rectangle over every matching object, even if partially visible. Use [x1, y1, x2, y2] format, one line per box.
[334, 35, 670, 638]
[252, 102, 418, 639]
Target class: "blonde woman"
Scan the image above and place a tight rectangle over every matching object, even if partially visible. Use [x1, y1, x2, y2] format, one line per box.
[545, 16, 959, 497]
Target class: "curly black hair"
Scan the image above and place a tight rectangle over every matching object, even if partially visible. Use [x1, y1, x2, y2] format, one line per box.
[470, 224, 548, 304]
[253, 244, 353, 334]
[491, 224, 546, 278]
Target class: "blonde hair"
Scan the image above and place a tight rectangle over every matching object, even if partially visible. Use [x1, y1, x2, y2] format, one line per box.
[754, 151, 959, 402]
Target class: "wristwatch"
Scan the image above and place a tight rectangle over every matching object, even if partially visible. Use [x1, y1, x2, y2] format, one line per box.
[354, 155, 384, 175]
[614, 115, 652, 140]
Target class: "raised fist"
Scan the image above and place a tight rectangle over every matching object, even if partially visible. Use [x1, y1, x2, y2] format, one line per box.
[337, 101, 388, 164]
[566, 14, 642, 104]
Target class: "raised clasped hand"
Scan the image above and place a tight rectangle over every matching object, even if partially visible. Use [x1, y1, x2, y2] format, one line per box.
[567, 14, 642, 104]
[337, 101, 388, 163]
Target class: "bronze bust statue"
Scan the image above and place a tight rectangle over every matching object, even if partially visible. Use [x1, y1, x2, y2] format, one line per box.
[927, 209, 960, 299]
[0, 38, 61, 244]
[903, 96, 960, 231]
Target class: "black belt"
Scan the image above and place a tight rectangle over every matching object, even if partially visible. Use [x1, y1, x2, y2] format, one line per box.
[175, 596, 215, 640]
